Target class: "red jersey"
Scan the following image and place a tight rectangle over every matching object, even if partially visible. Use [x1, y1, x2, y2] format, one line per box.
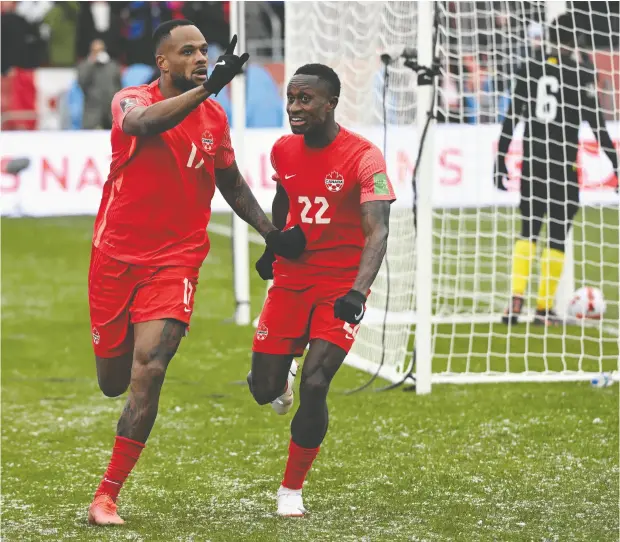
[93, 80, 235, 268]
[271, 126, 396, 284]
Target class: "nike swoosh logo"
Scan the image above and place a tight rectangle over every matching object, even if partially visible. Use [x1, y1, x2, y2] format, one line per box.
[184, 308, 192, 313]
[215, 60, 226, 67]
[284, 174, 296, 179]
[354, 308, 364, 320]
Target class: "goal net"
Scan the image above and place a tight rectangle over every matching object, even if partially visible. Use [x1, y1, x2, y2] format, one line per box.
[284, 1, 619, 391]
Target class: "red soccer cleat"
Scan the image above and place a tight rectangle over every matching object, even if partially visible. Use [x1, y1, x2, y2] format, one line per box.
[88, 494, 125, 526]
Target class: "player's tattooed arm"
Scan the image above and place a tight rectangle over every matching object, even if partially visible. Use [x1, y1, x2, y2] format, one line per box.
[272, 183, 290, 229]
[352, 200, 391, 293]
[122, 85, 210, 136]
[215, 161, 277, 237]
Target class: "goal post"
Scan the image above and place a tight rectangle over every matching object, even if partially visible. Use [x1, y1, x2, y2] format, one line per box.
[281, 0, 619, 390]
[230, 0, 251, 326]
[413, 0, 436, 395]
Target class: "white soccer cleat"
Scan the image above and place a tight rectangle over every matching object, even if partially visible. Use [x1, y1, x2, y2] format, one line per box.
[276, 485, 306, 517]
[271, 361, 298, 416]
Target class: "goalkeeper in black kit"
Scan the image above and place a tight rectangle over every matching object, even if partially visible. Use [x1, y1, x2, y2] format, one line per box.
[494, 13, 618, 326]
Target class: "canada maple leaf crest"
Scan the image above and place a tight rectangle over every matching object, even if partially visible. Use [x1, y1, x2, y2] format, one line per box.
[256, 323, 268, 340]
[202, 130, 214, 151]
[324, 170, 344, 192]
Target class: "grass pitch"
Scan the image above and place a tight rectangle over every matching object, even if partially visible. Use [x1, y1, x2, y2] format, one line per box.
[2, 215, 618, 541]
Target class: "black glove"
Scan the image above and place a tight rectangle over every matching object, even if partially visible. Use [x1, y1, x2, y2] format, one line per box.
[203, 35, 249, 96]
[255, 248, 275, 280]
[494, 158, 508, 191]
[334, 289, 367, 325]
[265, 226, 306, 259]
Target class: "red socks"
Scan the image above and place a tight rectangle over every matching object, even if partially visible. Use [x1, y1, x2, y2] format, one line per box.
[281, 439, 320, 490]
[95, 437, 317, 500]
[95, 436, 145, 502]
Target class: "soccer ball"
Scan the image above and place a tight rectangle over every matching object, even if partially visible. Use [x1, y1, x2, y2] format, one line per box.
[567, 286, 606, 320]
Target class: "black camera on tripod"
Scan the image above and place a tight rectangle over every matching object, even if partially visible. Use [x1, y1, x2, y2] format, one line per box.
[379, 47, 440, 86]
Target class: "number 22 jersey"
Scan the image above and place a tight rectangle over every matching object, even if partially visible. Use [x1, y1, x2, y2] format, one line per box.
[271, 126, 396, 285]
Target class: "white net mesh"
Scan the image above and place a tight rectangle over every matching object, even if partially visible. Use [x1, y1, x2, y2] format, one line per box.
[432, 2, 619, 381]
[285, 1, 418, 125]
[284, 1, 619, 385]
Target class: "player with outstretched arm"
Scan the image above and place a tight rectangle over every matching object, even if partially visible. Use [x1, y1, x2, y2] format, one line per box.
[87, 20, 305, 525]
[248, 63, 396, 517]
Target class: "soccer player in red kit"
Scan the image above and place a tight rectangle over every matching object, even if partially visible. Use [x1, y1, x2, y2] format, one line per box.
[248, 64, 396, 516]
[87, 20, 305, 525]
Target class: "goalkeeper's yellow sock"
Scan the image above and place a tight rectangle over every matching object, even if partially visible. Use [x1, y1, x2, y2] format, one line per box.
[536, 247, 565, 311]
[511, 239, 536, 297]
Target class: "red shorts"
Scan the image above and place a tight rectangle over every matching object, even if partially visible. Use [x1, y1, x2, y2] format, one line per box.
[252, 281, 363, 356]
[88, 246, 198, 358]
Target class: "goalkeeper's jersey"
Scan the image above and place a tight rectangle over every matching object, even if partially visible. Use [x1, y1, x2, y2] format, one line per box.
[498, 53, 616, 169]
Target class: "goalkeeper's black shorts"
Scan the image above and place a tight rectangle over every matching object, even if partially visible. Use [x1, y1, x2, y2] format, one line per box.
[520, 156, 579, 221]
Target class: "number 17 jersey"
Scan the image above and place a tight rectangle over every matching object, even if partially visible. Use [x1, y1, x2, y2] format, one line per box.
[271, 126, 396, 284]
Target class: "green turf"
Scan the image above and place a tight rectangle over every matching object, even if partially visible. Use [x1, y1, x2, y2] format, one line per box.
[2, 215, 618, 541]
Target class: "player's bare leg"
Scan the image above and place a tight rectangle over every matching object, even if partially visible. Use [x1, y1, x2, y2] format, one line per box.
[247, 353, 297, 414]
[95, 352, 133, 397]
[277, 339, 347, 517]
[89, 319, 185, 526]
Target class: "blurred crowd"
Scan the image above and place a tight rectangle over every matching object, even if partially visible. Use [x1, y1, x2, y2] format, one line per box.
[0, 1, 285, 70]
[1, 0, 284, 130]
[0, 1, 617, 130]
[437, 0, 619, 124]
